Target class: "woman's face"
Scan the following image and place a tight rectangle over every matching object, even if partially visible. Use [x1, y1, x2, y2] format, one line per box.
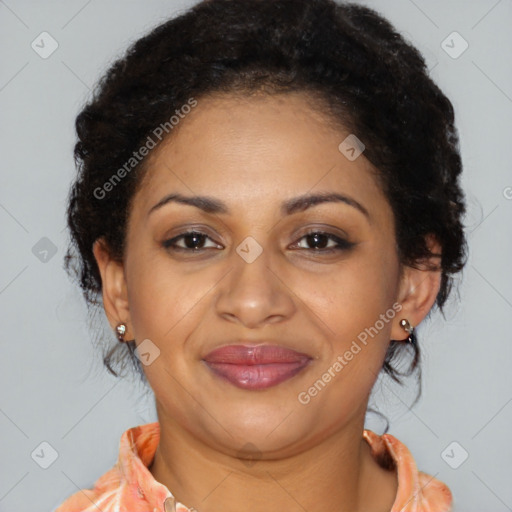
[96, 92, 435, 458]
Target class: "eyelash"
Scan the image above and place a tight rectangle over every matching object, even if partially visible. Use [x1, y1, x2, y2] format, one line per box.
[162, 230, 355, 254]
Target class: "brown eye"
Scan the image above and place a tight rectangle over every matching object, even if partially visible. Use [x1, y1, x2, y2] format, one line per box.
[292, 231, 355, 252]
[162, 231, 222, 251]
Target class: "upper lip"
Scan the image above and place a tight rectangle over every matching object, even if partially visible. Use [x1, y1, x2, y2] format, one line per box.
[202, 343, 312, 365]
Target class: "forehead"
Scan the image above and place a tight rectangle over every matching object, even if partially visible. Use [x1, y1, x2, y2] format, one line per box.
[133, 92, 390, 221]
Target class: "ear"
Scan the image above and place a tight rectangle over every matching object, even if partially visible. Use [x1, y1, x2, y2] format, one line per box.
[92, 238, 132, 338]
[390, 234, 442, 341]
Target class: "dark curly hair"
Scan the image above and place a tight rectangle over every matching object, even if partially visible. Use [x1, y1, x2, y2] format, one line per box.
[64, 0, 468, 422]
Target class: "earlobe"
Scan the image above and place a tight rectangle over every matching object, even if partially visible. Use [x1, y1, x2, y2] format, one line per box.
[92, 238, 131, 334]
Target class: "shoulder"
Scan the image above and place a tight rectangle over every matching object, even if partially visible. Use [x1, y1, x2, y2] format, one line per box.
[54, 466, 123, 511]
[54, 422, 163, 511]
[363, 429, 453, 512]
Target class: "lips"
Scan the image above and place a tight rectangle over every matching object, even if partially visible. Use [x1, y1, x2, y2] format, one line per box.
[202, 344, 312, 390]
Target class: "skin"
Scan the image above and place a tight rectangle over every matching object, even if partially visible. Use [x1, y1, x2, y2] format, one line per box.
[93, 91, 442, 512]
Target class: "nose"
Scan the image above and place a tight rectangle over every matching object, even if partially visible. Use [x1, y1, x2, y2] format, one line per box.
[214, 240, 296, 329]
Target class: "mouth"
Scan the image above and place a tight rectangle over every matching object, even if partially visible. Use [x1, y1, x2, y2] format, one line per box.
[202, 344, 313, 390]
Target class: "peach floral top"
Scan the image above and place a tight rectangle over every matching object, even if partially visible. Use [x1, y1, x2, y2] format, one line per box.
[55, 421, 452, 512]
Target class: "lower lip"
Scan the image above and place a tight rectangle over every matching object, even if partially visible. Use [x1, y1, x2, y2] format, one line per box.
[203, 360, 311, 390]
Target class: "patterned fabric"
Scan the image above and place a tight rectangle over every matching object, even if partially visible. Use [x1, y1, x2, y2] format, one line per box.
[55, 421, 452, 512]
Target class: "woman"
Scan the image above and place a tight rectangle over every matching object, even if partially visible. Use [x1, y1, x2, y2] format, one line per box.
[56, 0, 467, 510]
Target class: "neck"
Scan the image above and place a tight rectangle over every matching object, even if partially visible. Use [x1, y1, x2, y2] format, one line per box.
[148, 408, 397, 512]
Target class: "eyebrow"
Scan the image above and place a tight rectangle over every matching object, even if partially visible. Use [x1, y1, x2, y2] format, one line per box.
[148, 191, 370, 220]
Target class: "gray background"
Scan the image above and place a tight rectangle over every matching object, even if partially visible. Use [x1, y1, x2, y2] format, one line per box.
[1, 0, 511, 511]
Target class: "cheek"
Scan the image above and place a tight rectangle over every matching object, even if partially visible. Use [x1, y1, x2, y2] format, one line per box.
[124, 248, 210, 342]
[124, 255, 215, 398]
[129, 276, 209, 348]
[299, 259, 400, 414]
[308, 246, 400, 354]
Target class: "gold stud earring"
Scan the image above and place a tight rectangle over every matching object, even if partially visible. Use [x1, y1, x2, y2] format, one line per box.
[116, 323, 127, 342]
[399, 318, 415, 343]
